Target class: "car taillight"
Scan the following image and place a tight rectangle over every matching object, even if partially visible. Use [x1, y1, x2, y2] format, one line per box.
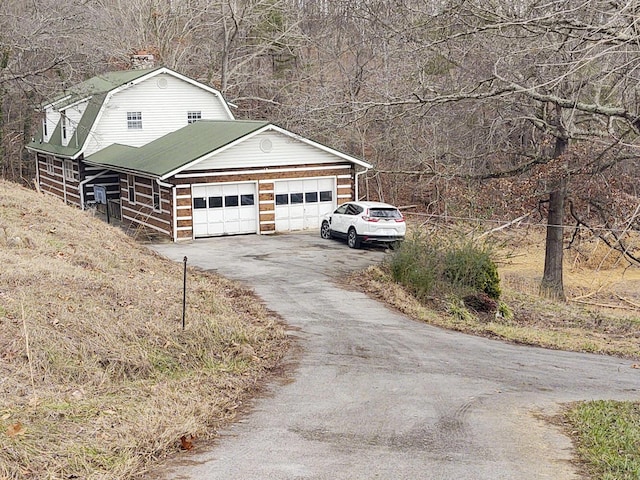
[395, 215, 405, 223]
[362, 215, 379, 222]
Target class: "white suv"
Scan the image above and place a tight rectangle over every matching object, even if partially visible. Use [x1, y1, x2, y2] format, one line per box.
[320, 201, 406, 248]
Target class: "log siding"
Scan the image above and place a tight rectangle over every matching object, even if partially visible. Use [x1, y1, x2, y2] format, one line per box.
[34, 152, 359, 243]
[36, 153, 82, 207]
[163, 162, 356, 240]
[119, 175, 173, 238]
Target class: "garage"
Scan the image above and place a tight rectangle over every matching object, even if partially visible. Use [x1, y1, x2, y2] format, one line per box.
[83, 119, 370, 241]
[274, 178, 335, 232]
[192, 183, 258, 237]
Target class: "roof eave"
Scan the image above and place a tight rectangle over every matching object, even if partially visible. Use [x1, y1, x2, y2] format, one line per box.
[41, 94, 72, 111]
[83, 159, 159, 179]
[54, 95, 93, 112]
[25, 143, 78, 159]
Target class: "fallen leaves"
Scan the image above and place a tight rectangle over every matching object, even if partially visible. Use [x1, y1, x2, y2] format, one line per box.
[180, 434, 195, 451]
[6, 422, 25, 437]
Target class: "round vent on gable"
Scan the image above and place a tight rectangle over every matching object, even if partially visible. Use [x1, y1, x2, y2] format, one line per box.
[260, 138, 273, 153]
[157, 77, 168, 89]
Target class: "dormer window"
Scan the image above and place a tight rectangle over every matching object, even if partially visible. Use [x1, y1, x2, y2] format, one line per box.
[61, 112, 67, 140]
[187, 111, 201, 124]
[127, 112, 143, 129]
[43, 114, 48, 137]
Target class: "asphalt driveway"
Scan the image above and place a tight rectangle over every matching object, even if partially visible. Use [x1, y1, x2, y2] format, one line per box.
[150, 232, 639, 479]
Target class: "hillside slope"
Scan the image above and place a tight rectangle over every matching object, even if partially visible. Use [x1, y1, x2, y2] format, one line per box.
[0, 181, 289, 479]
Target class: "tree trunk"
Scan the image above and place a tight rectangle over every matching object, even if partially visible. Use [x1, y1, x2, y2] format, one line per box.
[539, 137, 568, 300]
[0, 85, 4, 179]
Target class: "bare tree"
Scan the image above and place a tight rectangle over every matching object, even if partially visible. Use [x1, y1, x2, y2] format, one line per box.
[0, 0, 95, 183]
[4, 0, 638, 303]
[346, 0, 640, 299]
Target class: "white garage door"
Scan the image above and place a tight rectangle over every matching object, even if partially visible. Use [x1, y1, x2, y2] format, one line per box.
[275, 178, 335, 232]
[192, 183, 257, 237]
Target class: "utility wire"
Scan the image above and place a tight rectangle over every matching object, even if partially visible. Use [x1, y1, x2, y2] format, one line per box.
[405, 211, 640, 234]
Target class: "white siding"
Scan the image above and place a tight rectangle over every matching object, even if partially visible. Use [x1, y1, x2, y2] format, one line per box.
[61, 102, 87, 147]
[84, 73, 232, 156]
[187, 130, 346, 171]
[45, 108, 61, 143]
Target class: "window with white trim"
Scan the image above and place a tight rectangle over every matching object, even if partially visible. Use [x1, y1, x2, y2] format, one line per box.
[63, 159, 78, 181]
[43, 114, 48, 137]
[127, 175, 136, 203]
[61, 112, 68, 140]
[127, 112, 143, 129]
[152, 181, 161, 212]
[187, 111, 202, 124]
[46, 156, 54, 175]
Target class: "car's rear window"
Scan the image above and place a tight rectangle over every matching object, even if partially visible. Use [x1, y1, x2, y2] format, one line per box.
[370, 208, 401, 218]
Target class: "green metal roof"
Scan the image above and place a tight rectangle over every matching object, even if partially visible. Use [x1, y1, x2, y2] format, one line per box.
[84, 143, 138, 167]
[84, 120, 269, 177]
[27, 69, 162, 158]
[43, 68, 162, 110]
[27, 92, 108, 158]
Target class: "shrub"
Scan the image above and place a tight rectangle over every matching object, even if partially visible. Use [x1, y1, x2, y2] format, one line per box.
[447, 296, 475, 323]
[387, 232, 502, 300]
[388, 231, 441, 300]
[443, 239, 501, 299]
[497, 301, 514, 320]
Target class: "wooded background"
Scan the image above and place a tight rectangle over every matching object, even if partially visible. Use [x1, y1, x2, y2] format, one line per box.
[2, 0, 640, 297]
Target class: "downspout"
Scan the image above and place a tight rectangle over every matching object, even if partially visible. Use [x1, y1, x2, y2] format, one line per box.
[156, 178, 177, 242]
[355, 167, 369, 201]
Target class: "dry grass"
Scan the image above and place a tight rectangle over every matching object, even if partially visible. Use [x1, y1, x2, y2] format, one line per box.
[0, 181, 289, 479]
[503, 228, 638, 311]
[2, 182, 637, 477]
[349, 223, 640, 360]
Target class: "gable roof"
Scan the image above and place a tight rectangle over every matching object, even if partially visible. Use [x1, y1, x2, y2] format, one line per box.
[84, 120, 371, 178]
[26, 67, 232, 159]
[85, 120, 269, 177]
[42, 68, 163, 111]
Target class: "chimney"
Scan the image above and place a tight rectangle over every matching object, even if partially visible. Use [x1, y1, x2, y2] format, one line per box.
[130, 50, 155, 70]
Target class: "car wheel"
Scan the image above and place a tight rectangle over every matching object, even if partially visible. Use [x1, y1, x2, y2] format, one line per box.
[347, 228, 361, 249]
[320, 221, 332, 239]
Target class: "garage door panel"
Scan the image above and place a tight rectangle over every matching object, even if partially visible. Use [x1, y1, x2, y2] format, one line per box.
[274, 178, 336, 232]
[318, 178, 333, 191]
[193, 183, 257, 238]
[239, 208, 255, 220]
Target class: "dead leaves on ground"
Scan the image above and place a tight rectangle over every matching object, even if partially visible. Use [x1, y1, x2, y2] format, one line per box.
[6, 422, 25, 437]
[180, 434, 195, 451]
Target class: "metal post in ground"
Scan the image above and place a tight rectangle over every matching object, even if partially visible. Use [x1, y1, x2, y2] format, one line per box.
[182, 256, 187, 330]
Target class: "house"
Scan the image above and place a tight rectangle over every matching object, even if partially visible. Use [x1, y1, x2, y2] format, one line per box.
[26, 67, 371, 241]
